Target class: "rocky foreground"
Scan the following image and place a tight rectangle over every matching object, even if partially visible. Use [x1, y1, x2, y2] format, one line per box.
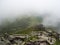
[0, 24, 60, 45]
[0, 30, 59, 45]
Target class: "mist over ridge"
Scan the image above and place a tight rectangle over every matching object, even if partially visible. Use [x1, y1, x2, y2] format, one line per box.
[0, 0, 60, 33]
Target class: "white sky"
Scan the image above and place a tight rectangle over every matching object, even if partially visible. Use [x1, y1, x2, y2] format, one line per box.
[0, 0, 60, 25]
